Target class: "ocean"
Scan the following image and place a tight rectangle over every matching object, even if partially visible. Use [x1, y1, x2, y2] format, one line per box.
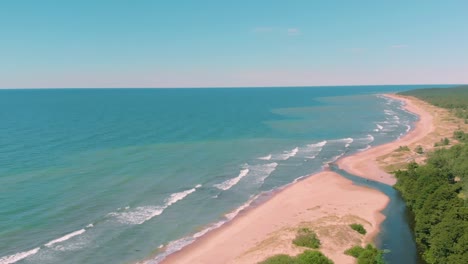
[0, 86, 435, 264]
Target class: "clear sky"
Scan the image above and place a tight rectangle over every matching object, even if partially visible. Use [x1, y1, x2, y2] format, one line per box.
[1, 0, 467, 88]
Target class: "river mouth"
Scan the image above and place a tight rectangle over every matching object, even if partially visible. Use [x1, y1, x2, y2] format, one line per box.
[330, 164, 423, 264]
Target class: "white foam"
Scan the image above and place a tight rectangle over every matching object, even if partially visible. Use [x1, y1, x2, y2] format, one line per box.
[0, 248, 40, 264]
[342, 138, 354, 148]
[110, 184, 201, 225]
[277, 147, 298, 160]
[405, 124, 411, 132]
[224, 194, 260, 220]
[166, 186, 199, 207]
[214, 169, 250, 191]
[307, 140, 327, 149]
[249, 163, 278, 184]
[354, 134, 374, 144]
[148, 220, 227, 263]
[293, 175, 307, 183]
[110, 206, 165, 225]
[302, 141, 327, 156]
[86, 224, 94, 228]
[376, 124, 383, 130]
[358, 145, 371, 152]
[45, 229, 86, 247]
[325, 153, 345, 164]
[258, 154, 272, 160]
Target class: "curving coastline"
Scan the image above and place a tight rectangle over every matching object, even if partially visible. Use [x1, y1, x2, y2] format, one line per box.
[336, 94, 433, 185]
[157, 93, 432, 264]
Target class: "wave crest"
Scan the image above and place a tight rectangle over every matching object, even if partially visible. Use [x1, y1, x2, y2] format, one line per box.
[214, 168, 250, 191]
[109, 184, 201, 225]
[0, 248, 40, 264]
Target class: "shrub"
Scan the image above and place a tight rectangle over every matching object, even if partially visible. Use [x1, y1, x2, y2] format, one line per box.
[258, 254, 295, 264]
[434, 138, 450, 147]
[295, 250, 333, 264]
[259, 251, 334, 264]
[414, 145, 424, 154]
[292, 228, 321, 249]
[345, 244, 385, 264]
[350, 223, 367, 235]
[345, 245, 365, 257]
[396, 145, 410, 152]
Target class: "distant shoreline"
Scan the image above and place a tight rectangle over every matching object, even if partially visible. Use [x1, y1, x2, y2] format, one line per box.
[155, 94, 433, 264]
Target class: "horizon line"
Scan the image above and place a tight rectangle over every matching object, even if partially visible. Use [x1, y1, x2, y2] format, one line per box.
[0, 83, 463, 90]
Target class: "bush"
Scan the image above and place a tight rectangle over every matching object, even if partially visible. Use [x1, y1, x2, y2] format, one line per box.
[350, 224, 367, 235]
[434, 138, 450, 147]
[345, 244, 385, 264]
[258, 254, 295, 264]
[414, 145, 424, 154]
[345, 245, 365, 257]
[295, 250, 333, 264]
[292, 228, 321, 249]
[396, 145, 410, 152]
[453, 130, 468, 142]
[259, 250, 333, 264]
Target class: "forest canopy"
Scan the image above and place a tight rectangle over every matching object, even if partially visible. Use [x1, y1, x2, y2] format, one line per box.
[395, 86, 468, 263]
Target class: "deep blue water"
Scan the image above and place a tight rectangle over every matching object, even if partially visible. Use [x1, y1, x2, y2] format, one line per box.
[0, 86, 441, 264]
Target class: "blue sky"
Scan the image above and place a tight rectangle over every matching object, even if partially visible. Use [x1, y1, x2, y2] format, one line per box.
[1, 0, 467, 88]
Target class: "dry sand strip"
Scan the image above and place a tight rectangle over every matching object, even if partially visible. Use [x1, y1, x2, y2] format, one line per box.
[336, 94, 434, 185]
[161, 171, 389, 264]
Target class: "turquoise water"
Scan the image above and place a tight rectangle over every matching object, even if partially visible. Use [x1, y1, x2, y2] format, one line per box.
[0, 86, 430, 263]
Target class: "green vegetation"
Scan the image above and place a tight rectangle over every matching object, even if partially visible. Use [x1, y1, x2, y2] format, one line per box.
[397, 87, 468, 262]
[394, 141, 468, 263]
[414, 145, 424, 154]
[258, 228, 331, 264]
[344, 244, 385, 264]
[434, 137, 450, 147]
[396, 145, 410, 152]
[399, 85, 468, 121]
[349, 223, 367, 235]
[454, 130, 468, 142]
[292, 228, 321, 249]
[259, 254, 295, 264]
[259, 250, 333, 264]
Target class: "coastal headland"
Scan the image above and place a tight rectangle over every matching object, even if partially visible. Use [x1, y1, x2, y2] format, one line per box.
[160, 93, 454, 264]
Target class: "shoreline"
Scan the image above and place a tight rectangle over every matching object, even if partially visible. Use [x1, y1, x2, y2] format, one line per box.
[336, 93, 433, 185]
[156, 93, 431, 264]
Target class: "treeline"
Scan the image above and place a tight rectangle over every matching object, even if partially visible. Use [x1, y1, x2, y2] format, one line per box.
[399, 85, 468, 121]
[394, 131, 468, 263]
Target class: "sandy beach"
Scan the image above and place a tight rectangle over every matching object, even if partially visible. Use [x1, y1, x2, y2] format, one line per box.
[162, 171, 389, 264]
[160, 94, 435, 264]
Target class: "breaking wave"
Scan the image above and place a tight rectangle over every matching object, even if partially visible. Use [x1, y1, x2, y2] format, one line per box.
[109, 184, 201, 225]
[214, 168, 250, 191]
